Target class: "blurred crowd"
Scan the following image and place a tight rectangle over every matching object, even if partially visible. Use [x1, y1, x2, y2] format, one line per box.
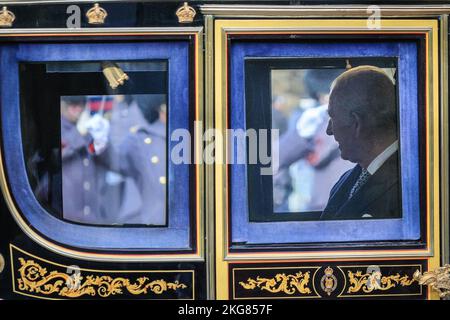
[272, 69, 353, 213]
[51, 94, 167, 225]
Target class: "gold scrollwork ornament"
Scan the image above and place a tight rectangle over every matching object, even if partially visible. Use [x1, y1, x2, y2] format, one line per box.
[239, 271, 312, 295]
[17, 258, 187, 298]
[414, 265, 450, 299]
[176, 2, 196, 24]
[347, 270, 416, 294]
[0, 6, 15, 27]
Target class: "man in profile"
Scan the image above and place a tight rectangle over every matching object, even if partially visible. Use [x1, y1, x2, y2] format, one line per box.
[320, 65, 401, 220]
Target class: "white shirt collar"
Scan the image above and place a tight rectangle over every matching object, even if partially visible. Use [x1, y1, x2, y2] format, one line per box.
[366, 140, 399, 175]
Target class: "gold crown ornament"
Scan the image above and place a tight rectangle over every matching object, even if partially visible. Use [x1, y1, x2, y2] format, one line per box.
[0, 6, 15, 28]
[86, 3, 107, 25]
[324, 266, 334, 276]
[176, 2, 196, 24]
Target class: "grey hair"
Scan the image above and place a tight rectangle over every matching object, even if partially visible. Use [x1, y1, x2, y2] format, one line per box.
[329, 65, 397, 135]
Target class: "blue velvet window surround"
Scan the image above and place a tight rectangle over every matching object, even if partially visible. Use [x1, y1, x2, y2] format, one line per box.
[230, 41, 421, 244]
[0, 42, 192, 250]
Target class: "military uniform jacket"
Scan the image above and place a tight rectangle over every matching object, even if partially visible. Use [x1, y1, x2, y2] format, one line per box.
[61, 117, 106, 224]
[100, 100, 148, 223]
[104, 120, 167, 225]
[320, 152, 401, 220]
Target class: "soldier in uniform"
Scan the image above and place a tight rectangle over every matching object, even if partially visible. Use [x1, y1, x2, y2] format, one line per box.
[109, 95, 148, 147]
[60, 96, 107, 224]
[93, 94, 167, 225]
[94, 95, 148, 224]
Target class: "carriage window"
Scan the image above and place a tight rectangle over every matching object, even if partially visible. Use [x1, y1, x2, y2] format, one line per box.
[246, 58, 401, 221]
[20, 61, 168, 226]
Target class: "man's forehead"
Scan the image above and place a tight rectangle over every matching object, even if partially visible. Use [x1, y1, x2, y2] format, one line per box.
[326, 105, 334, 118]
[327, 100, 337, 114]
[328, 88, 345, 109]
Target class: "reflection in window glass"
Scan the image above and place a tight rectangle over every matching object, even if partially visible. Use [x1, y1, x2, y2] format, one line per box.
[21, 60, 168, 226]
[272, 67, 397, 214]
[60, 94, 166, 226]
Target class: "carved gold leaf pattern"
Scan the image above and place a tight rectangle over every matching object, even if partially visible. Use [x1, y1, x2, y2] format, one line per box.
[347, 270, 416, 294]
[414, 265, 450, 298]
[16, 258, 187, 298]
[239, 271, 312, 295]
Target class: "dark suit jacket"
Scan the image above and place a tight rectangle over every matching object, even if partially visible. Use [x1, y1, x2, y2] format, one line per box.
[320, 151, 401, 220]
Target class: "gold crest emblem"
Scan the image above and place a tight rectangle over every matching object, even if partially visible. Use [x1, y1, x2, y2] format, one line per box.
[176, 2, 196, 24]
[0, 6, 15, 28]
[86, 3, 107, 25]
[320, 266, 338, 296]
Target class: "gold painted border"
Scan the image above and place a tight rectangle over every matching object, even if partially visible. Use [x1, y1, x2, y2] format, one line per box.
[0, 28, 205, 263]
[439, 15, 450, 267]
[336, 264, 423, 298]
[200, 4, 450, 18]
[204, 15, 216, 300]
[213, 19, 441, 299]
[9, 244, 196, 300]
[231, 266, 322, 300]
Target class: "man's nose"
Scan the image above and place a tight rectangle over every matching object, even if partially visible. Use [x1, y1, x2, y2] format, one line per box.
[326, 120, 333, 136]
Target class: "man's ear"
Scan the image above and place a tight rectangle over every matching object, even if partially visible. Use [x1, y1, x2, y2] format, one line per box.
[350, 111, 363, 137]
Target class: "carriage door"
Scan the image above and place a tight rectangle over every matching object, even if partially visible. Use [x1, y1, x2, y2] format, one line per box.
[0, 8, 207, 299]
[205, 6, 448, 300]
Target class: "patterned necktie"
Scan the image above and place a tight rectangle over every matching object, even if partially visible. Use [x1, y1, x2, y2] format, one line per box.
[348, 168, 371, 199]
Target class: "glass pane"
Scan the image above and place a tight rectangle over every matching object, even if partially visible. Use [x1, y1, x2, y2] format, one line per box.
[21, 60, 168, 226]
[60, 94, 166, 226]
[271, 66, 400, 218]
